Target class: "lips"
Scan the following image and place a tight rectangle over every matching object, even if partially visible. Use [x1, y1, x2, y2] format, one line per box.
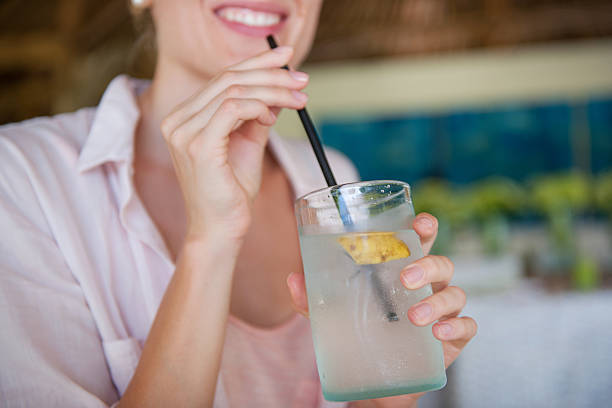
[213, 2, 289, 37]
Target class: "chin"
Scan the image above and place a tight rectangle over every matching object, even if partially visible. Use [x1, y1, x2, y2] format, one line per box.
[159, 1, 315, 77]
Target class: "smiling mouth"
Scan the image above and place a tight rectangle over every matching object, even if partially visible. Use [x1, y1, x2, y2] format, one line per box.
[214, 4, 288, 36]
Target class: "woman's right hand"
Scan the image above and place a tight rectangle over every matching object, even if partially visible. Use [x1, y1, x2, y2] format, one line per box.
[120, 48, 309, 407]
[160, 46, 308, 244]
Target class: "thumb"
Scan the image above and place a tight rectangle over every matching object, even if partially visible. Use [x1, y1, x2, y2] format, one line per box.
[287, 272, 309, 317]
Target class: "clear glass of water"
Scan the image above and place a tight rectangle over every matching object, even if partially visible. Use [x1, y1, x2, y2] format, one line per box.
[295, 180, 446, 401]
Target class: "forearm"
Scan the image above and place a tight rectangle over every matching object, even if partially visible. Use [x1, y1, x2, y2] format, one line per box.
[119, 237, 240, 407]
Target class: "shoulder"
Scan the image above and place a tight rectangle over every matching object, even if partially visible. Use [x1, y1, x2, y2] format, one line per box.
[279, 137, 360, 185]
[324, 145, 360, 184]
[0, 108, 94, 165]
[0, 109, 95, 224]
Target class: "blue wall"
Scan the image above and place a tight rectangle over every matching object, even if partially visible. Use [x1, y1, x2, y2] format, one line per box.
[320, 97, 612, 185]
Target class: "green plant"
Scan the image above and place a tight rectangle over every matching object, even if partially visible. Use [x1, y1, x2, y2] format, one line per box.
[572, 253, 600, 291]
[413, 179, 473, 254]
[413, 179, 474, 227]
[595, 171, 612, 216]
[470, 177, 526, 256]
[529, 171, 596, 288]
[413, 179, 452, 216]
[471, 177, 526, 219]
[530, 171, 591, 215]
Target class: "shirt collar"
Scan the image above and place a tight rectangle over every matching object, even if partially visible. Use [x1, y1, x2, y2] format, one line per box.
[77, 75, 149, 173]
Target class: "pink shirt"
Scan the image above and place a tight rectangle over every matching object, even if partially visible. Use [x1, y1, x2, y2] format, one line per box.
[0, 75, 358, 407]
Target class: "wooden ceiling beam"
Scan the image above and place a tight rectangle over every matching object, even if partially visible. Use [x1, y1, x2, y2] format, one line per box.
[0, 34, 67, 70]
[57, 0, 86, 41]
[310, 2, 612, 61]
[0, 77, 54, 125]
[0, 78, 52, 108]
[0, 0, 22, 22]
[75, 0, 131, 52]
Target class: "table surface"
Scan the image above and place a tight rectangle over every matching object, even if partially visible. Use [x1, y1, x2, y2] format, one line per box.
[419, 280, 612, 408]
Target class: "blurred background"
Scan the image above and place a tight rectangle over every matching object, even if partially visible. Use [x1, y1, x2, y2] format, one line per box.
[1, 0, 611, 407]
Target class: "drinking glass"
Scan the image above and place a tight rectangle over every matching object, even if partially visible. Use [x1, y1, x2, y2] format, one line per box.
[295, 180, 446, 401]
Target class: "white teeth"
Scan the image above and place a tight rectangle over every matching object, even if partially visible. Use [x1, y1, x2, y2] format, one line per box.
[218, 7, 281, 27]
[245, 12, 256, 25]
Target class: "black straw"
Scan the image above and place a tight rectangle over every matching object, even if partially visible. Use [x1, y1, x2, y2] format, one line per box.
[266, 35, 398, 322]
[266, 35, 337, 187]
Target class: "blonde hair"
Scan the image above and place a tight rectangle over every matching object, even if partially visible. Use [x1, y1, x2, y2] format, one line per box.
[129, 5, 157, 77]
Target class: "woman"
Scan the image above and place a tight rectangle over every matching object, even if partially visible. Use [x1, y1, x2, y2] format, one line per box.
[0, 0, 477, 407]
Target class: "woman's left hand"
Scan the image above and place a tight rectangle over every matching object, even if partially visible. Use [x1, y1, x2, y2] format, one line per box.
[287, 213, 478, 408]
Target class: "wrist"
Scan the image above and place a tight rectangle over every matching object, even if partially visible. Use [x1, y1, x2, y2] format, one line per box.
[179, 233, 242, 274]
[186, 213, 251, 249]
[183, 224, 245, 252]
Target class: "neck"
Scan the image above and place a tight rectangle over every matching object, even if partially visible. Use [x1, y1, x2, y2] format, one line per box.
[136, 58, 212, 167]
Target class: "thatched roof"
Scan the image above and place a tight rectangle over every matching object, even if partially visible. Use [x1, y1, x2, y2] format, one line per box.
[1, 0, 611, 123]
[312, 0, 612, 60]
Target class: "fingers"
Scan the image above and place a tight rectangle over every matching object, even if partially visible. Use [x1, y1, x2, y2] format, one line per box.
[412, 213, 438, 255]
[196, 68, 308, 116]
[407, 285, 466, 326]
[220, 85, 308, 110]
[206, 98, 276, 143]
[165, 97, 274, 145]
[287, 272, 309, 317]
[162, 67, 308, 136]
[400, 255, 453, 291]
[165, 99, 273, 167]
[161, 47, 304, 133]
[164, 85, 307, 149]
[433, 316, 478, 342]
[198, 85, 307, 134]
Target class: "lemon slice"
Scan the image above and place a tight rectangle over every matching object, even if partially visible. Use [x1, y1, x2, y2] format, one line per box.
[337, 232, 411, 265]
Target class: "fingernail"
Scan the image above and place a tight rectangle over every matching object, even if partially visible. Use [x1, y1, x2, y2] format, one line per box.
[286, 272, 298, 292]
[292, 90, 308, 102]
[410, 303, 432, 322]
[273, 45, 292, 53]
[401, 265, 425, 287]
[437, 323, 453, 339]
[416, 217, 434, 229]
[289, 71, 309, 82]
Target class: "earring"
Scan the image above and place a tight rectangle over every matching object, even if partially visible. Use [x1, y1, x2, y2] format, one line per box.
[132, 0, 148, 8]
